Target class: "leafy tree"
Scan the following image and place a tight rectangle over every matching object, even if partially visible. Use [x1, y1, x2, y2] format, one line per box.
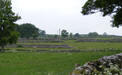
[74, 33, 80, 38]
[69, 33, 73, 38]
[17, 23, 40, 39]
[88, 32, 99, 37]
[61, 29, 69, 38]
[82, 0, 122, 27]
[0, 0, 21, 51]
[39, 30, 46, 37]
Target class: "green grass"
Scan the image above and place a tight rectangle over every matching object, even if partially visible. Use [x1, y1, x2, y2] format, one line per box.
[6, 40, 122, 51]
[2, 40, 122, 74]
[6, 47, 70, 51]
[17, 42, 64, 45]
[0, 51, 121, 75]
[6, 42, 70, 51]
[64, 40, 122, 50]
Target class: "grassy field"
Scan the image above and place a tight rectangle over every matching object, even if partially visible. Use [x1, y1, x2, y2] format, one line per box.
[64, 40, 122, 50]
[2, 40, 122, 75]
[6, 40, 122, 51]
[0, 51, 121, 75]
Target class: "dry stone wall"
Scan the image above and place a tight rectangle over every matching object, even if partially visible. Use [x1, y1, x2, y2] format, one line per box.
[71, 53, 122, 75]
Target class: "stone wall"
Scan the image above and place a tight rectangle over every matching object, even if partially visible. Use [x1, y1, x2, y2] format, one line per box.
[71, 53, 122, 75]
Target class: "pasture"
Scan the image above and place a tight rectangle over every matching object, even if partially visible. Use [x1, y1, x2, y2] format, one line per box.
[1, 39, 122, 75]
[5, 40, 122, 51]
[0, 51, 121, 75]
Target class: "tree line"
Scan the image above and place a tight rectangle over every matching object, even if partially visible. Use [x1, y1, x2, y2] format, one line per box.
[16, 24, 119, 40]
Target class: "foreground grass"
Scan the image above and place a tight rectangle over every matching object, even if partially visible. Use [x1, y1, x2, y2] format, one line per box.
[0, 51, 121, 75]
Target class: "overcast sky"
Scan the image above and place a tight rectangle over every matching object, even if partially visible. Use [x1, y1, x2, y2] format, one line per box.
[12, 0, 122, 35]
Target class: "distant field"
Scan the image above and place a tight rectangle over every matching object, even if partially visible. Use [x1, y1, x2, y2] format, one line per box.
[0, 51, 121, 75]
[6, 40, 122, 51]
[64, 40, 122, 50]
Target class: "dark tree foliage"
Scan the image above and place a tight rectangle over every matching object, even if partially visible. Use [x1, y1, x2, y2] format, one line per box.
[82, 0, 122, 27]
[88, 32, 99, 37]
[39, 30, 46, 37]
[74, 33, 80, 38]
[0, 0, 21, 51]
[17, 23, 40, 39]
[69, 33, 73, 38]
[61, 29, 69, 38]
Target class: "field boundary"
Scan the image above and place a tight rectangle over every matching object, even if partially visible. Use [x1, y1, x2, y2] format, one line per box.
[5, 49, 122, 53]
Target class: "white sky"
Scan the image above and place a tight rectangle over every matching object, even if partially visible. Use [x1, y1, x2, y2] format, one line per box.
[12, 0, 122, 35]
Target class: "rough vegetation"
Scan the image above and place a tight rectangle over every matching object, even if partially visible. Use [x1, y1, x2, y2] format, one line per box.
[71, 53, 122, 75]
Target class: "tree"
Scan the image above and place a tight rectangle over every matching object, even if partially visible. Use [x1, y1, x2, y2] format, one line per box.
[74, 33, 80, 38]
[69, 33, 73, 39]
[61, 29, 69, 38]
[82, 0, 122, 27]
[88, 32, 99, 37]
[17, 23, 40, 39]
[0, 0, 21, 51]
[39, 30, 46, 37]
[54, 35, 58, 39]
